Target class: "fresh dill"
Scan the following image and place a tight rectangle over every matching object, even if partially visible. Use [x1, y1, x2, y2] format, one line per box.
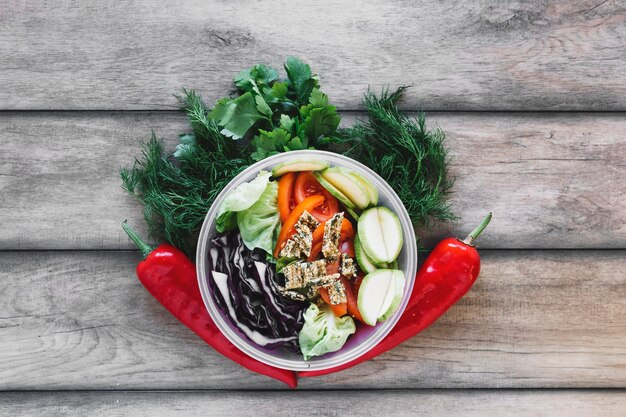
[334, 87, 455, 227]
[121, 90, 251, 256]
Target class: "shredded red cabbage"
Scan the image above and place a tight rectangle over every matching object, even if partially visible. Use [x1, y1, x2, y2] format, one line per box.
[208, 231, 306, 352]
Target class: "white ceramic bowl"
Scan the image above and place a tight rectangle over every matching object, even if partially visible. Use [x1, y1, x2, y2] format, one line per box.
[196, 150, 417, 371]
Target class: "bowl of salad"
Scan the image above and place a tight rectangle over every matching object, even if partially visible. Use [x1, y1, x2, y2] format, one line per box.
[196, 150, 417, 371]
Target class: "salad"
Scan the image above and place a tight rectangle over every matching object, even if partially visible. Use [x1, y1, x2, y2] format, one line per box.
[207, 159, 405, 360]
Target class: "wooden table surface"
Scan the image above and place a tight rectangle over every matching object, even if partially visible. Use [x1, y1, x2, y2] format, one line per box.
[1, 1, 625, 415]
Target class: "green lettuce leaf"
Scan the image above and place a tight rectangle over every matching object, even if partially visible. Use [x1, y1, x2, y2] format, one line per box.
[215, 171, 281, 254]
[298, 303, 356, 360]
[215, 171, 272, 232]
[236, 180, 281, 254]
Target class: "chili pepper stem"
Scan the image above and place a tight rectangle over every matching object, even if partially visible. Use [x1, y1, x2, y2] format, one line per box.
[122, 220, 155, 259]
[462, 212, 493, 246]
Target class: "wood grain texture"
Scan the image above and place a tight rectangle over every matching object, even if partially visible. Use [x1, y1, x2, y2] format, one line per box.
[1, 111, 624, 250]
[2, 390, 626, 417]
[1, 0, 625, 111]
[1, 250, 624, 390]
[0, 112, 186, 250]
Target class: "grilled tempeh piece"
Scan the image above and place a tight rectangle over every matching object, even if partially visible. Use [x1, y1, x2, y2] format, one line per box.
[340, 253, 357, 278]
[325, 279, 347, 305]
[294, 210, 320, 234]
[282, 262, 304, 290]
[322, 212, 344, 262]
[279, 211, 317, 258]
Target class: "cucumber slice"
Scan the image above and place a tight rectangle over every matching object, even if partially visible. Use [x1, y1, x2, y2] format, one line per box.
[356, 234, 395, 271]
[320, 167, 370, 209]
[357, 269, 396, 326]
[377, 273, 397, 320]
[358, 207, 403, 264]
[373, 259, 396, 269]
[271, 159, 329, 177]
[354, 235, 378, 274]
[313, 172, 356, 210]
[348, 171, 378, 206]
[345, 205, 360, 221]
[378, 270, 405, 322]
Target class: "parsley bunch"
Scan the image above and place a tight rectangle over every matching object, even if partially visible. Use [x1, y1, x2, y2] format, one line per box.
[209, 57, 341, 160]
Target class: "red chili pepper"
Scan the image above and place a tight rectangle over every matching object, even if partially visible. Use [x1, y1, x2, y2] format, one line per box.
[299, 213, 492, 377]
[122, 222, 297, 388]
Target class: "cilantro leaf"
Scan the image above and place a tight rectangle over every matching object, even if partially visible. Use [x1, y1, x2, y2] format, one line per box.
[255, 95, 273, 117]
[258, 128, 291, 150]
[284, 56, 318, 106]
[270, 82, 289, 100]
[203, 58, 341, 158]
[300, 88, 334, 118]
[308, 88, 329, 107]
[209, 92, 267, 140]
[251, 128, 307, 161]
[234, 64, 279, 92]
[279, 114, 295, 131]
[298, 89, 340, 144]
[300, 106, 341, 144]
[285, 136, 305, 151]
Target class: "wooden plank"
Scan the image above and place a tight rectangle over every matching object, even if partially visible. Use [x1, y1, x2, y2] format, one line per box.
[1, 111, 624, 250]
[2, 390, 626, 417]
[1, 0, 625, 111]
[1, 250, 624, 390]
[0, 112, 186, 250]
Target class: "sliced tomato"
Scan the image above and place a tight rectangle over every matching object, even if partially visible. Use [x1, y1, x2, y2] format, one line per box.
[319, 287, 348, 317]
[294, 172, 339, 222]
[342, 276, 364, 323]
[277, 172, 297, 223]
[339, 239, 355, 257]
[352, 272, 365, 295]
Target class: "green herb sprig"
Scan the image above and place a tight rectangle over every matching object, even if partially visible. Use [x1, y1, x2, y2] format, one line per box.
[335, 87, 455, 227]
[121, 58, 454, 256]
[209, 57, 341, 160]
[120, 94, 250, 255]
